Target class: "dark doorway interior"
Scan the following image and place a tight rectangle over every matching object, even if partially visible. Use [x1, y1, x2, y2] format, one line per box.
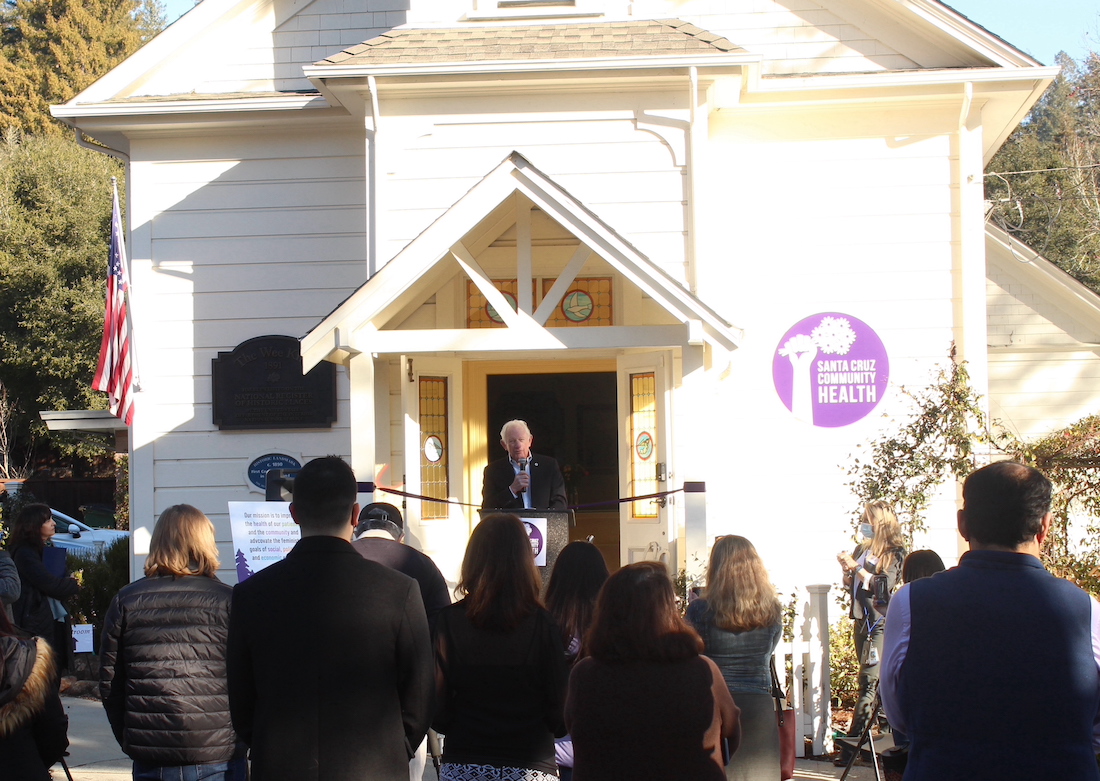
[487, 372, 620, 569]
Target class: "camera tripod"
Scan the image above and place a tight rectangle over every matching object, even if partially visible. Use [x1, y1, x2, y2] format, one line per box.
[837, 692, 888, 781]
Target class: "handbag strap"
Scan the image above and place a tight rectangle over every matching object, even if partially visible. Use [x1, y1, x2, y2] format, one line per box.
[770, 655, 788, 709]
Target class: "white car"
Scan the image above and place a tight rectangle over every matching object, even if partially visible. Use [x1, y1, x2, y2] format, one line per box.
[50, 509, 129, 556]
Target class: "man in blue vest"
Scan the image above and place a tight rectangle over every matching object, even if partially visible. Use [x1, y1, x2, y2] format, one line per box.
[880, 461, 1100, 780]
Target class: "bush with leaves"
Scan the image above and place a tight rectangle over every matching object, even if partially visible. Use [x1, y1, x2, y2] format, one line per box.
[113, 455, 129, 530]
[829, 615, 860, 711]
[0, 485, 40, 544]
[846, 348, 1100, 598]
[846, 350, 986, 540]
[67, 537, 129, 650]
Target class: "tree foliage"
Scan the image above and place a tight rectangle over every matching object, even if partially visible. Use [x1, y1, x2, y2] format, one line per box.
[845, 349, 985, 537]
[1000, 416, 1100, 594]
[0, 0, 164, 472]
[0, 0, 164, 135]
[847, 349, 1100, 597]
[986, 52, 1100, 293]
[0, 131, 123, 464]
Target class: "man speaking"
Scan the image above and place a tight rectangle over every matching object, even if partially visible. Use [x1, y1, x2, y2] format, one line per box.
[482, 419, 567, 510]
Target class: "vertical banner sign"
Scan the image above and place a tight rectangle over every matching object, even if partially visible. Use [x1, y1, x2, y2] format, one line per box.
[772, 313, 889, 427]
[228, 501, 299, 582]
[520, 517, 548, 567]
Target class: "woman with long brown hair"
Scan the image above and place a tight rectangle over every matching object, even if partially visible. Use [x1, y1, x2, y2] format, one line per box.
[687, 536, 783, 781]
[433, 514, 569, 781]
[99, 504, 245, 780]
[545, 540, 609, 780]
[836, 501, 906, 763]
[566, 561, 741, 780]
[8, 503, 80, 664]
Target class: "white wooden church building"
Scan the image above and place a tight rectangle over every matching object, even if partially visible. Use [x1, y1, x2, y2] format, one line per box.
[52, 0, 1100, 588]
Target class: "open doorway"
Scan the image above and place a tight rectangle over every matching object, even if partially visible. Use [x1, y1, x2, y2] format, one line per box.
[486, 372, 620, 570]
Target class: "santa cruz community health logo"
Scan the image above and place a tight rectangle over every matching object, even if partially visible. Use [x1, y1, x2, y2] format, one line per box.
[772, 313, 889, 428]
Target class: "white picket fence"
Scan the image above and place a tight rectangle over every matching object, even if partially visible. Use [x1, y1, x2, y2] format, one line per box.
[775, 584, 833, 757]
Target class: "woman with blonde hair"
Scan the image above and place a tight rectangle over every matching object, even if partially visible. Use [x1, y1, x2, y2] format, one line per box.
[836, 501, 906, 765]
[99, 504, 245, 780]
[433, 514, 569, 781]
[687, 536, 783, 780]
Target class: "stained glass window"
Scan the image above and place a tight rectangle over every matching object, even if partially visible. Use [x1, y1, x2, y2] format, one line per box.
[629, 372, 658, 518]
[419, 376, 449, 519]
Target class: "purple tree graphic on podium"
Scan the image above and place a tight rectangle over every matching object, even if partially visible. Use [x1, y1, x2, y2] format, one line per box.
[235, 549, 254, 582]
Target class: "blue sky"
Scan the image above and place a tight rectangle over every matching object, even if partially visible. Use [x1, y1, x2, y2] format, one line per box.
[946, 0, 1097, 65]
[161, 0, 1097, 66]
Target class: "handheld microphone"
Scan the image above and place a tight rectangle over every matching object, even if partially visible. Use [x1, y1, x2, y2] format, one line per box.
[518, 457, 528, 492]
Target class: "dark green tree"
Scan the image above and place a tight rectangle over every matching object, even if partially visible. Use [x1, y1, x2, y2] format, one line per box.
[0, 131, 123, 464]
[987, 52, 1100, 293]
[0, 0, 165, 134]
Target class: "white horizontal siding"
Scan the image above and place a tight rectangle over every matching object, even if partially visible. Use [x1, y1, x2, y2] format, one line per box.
[379, 108, 689, 280]
[129, 129, 364, 563]
[991, 352, 1100, 438]
[985, 268, 1094, 347]
[640, 0, 918, 75]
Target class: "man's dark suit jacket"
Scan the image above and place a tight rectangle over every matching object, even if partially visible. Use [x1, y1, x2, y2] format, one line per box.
[227, 535, 433, 781]
[351, 535, 451, 631]
[482, 454, 567, 510]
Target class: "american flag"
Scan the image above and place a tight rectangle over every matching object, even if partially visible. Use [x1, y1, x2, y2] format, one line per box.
[92, 180, 134, 426]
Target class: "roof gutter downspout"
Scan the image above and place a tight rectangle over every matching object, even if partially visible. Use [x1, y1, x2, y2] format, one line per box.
[367, 75, 381, 277]
[686, 66, 700, 294]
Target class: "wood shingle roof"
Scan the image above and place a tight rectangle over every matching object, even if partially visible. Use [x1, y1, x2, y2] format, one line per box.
[315, 19, 742, 67]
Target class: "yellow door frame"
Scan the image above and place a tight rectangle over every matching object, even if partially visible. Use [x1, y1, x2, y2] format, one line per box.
[463, 358, 616, 527]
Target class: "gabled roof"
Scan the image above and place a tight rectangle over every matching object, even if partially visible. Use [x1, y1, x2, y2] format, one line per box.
[986, 224, 1100, 332]
[316, 19, 742, 67]
[301, 152, 742, 369]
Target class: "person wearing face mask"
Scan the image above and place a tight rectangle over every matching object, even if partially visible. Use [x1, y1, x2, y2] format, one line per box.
[835, 501, 906, 766]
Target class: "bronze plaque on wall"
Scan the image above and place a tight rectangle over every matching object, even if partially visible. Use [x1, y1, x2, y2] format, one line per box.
[212, 335, 336, 430]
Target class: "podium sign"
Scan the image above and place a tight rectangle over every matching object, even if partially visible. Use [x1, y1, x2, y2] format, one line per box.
[478, 509, 573, 582]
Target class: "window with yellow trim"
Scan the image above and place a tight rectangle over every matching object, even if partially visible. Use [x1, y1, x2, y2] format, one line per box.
[629, 372, 658, 518]
[419, 377, 449, 519]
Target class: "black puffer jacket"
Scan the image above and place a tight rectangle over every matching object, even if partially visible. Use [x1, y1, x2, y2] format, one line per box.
[99, 574, 243, 766]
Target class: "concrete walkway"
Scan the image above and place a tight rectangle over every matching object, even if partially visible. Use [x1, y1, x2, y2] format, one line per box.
[58, 695, 878, 781]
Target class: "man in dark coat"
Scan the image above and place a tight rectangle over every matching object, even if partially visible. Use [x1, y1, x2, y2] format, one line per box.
[227, 456, 434, 781]
[352, 502, 450, 632]
[881, 461, 1100, 781]
[481, 419, 567, 510]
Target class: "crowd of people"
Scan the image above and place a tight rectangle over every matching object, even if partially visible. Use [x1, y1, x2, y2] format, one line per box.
[0, 457, 1098, 781]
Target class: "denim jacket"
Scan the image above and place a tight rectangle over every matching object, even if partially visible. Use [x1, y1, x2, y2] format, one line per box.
[686, 598, 781, 696]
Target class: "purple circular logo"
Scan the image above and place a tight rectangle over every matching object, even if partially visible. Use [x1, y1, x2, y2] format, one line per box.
[772, 313, 889, 428]
[523, 521, 544, 559]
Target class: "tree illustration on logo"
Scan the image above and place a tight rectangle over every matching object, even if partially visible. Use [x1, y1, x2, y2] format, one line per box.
[777, 316, 857, 424]
[235, 549, 254, 582]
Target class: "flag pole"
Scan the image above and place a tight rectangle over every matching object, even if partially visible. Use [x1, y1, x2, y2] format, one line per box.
[113, 176, 141, 394]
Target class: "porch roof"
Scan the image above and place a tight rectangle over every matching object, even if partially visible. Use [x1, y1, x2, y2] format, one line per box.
[300, 151, 743, 370]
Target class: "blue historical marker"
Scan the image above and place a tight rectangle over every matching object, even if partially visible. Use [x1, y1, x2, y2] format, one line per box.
[248, 453, 302, 491]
